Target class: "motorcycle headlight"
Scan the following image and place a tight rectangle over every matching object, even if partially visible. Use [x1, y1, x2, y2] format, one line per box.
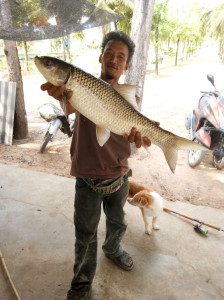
[219, 107, 224, 130]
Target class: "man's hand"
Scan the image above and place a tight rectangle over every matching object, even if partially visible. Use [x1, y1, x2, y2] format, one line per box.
[123, 127, 151, 148]
[41, 82, 76, 114]
[41, 82, 73, 102]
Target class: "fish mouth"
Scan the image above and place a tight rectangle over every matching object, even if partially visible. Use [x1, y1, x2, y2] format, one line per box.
[34, 56, 39, 65]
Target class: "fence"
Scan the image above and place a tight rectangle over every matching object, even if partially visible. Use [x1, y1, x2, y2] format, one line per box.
[0, 81, 17, 145]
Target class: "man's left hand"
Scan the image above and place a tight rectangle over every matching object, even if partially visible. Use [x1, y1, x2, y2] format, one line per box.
[123, 127, 151, 148]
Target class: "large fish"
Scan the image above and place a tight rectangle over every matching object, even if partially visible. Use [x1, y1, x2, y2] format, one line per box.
[34, 56, 207, 173]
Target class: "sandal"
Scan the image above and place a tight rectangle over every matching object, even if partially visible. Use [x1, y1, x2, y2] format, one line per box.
[105, 251, 133, 271]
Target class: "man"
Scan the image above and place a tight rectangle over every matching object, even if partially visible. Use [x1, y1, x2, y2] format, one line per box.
[41, 31, 151, 300]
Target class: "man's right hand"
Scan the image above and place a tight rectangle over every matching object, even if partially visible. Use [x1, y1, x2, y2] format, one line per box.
[41, 82, 73, 102]
[41, 82, 76, 114]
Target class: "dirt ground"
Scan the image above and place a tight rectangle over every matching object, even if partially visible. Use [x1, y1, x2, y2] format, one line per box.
[0, 47, 223, 210]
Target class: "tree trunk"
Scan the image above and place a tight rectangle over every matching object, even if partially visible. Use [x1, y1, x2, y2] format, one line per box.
[125, 0, 156, 105]
[182, 39, 186, 58]
[186, 40, 190, 60]
[175, 37, 180, 66]
[24, 41, 29, 72]
[62, 37, 66, 61]
[101, 23, 111, 39]
[1, 0, 28, 140]
[65, 35, 72, 62]
[167, 34, 170, 50]
[155, 26, 159, 75]
[219, 37, 224, 62]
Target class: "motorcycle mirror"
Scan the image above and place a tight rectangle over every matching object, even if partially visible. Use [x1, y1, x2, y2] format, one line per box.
[207, 74, 215, 87]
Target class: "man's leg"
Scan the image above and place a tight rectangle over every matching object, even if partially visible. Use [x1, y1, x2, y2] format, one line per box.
[68, 178, 102, 299]
[102, 177, 132, 270]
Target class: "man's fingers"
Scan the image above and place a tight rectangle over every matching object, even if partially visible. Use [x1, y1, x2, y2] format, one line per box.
[123, 134, 128, 142]
[41, 82, 73, 102]
[65, 90, 73, 101]
[124, 128, 152, 149]
[49, 84, 66, 99]
[41, 82, 53, 91]
[128, 127, 136, 143]
[143, 137, 151, 147]
[134, 131, 142, 148]
[42, 84, 66, 101]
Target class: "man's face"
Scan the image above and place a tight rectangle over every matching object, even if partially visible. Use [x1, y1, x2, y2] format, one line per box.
[99, 40, 129, 84]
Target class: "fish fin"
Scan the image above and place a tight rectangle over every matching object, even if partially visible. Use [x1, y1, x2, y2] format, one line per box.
[162, 146, 178, 173]
[96, 126, 111, 146]
[113, 84, 140, 111]
[162, 136, 208, 173]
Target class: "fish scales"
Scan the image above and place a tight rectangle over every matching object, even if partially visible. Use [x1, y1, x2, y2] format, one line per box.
[70, 67, 173, 148]
[34, 56, 207, 173]
[70, 70, 150, 132]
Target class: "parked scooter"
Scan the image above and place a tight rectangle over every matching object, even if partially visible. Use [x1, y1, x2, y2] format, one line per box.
[185, 74, 224, 169]
[38, 103, 75, 153]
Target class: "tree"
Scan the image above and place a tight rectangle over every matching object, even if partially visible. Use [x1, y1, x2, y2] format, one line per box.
[90, 0, 134, 36]
[201, 3, 224, 62]
[105, 0, 134, 34]
[125, 0, 156, 104]
[151, 0, 169, 75]
[9, 0, 44, 72]
[0, 0, 28, 140]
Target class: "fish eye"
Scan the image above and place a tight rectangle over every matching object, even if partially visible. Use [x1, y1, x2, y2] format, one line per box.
[43, 58, 52, 66]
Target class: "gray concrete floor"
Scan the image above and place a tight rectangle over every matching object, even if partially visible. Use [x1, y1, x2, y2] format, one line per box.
[0, 163, 224, 300]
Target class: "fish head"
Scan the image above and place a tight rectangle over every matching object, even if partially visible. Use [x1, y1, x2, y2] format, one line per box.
[34, 56, 71, 86]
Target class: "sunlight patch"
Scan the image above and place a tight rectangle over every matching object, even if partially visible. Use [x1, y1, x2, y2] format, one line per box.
[214, 173, 224, 183]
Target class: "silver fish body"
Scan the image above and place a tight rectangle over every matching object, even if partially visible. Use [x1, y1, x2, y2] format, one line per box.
[34, 56, 207, 173]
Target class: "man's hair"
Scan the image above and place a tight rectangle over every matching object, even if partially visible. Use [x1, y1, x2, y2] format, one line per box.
[101, 31, 135, 64]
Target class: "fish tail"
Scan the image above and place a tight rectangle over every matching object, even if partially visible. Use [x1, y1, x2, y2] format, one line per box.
[161, 136, 207, 173]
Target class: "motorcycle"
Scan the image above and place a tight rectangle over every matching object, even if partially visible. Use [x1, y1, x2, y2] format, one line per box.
[185, 74, 224, 169]
[38, 103, 75, 153]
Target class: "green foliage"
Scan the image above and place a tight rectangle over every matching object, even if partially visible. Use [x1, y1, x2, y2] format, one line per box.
[201, 3, 224, 61]
[150, 0, 206, 67]
[9, 0, 45, 27]
[73, 31, 85, 40]
[163, 47, 175, 56]
[89, 0, 133, 34]
[106, 0, 133, 34]
[152, 0, 169, 30]
[201, 3, 224, 40]
[0, 56, 7, 73]
[50, 39, 62, 53]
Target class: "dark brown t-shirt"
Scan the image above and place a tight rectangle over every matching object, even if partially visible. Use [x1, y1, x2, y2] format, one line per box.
[70, 112, 131, 179]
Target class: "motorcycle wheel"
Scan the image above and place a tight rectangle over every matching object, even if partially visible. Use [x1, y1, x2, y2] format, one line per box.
[212, 155, 224, 170]
[40, 132, 53, 153]
[188, 140, 206, 167]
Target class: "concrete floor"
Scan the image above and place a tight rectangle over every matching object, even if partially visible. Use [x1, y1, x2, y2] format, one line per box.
[0, 163, 224, 300]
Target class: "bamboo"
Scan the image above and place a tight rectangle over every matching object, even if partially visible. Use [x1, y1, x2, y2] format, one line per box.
[0, 249, 21, 300]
